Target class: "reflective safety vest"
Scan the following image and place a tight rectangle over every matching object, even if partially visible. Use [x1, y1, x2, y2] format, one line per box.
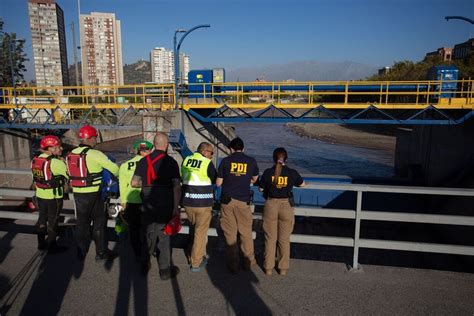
[181, 152, 213, 207]
[66, 147, 102, 188]
[31, 154, 61, 189]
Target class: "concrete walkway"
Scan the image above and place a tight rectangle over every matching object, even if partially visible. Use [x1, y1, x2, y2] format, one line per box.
[1, 220, 474, 315]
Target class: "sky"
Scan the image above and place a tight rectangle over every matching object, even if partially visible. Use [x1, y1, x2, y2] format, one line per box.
[1, 0, 473, 81]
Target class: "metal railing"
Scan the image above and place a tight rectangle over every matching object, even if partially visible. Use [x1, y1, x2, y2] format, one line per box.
[1, 79, 473, 110]
[1, 173, 473, 269]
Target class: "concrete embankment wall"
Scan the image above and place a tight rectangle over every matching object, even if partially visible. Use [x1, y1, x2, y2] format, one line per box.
[62, 129, 141, 147]
[395, 119, 474, 187]
[0, 131, 31, 169]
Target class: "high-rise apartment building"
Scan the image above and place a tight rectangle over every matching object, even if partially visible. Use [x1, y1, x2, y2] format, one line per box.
[79, 12, 123, 88]
[150, 47, 190, 84]
[28, 0, 69, 87]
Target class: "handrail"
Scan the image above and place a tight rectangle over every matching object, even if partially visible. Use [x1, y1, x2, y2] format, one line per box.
[1, 178, 474, 269]
[1, 79, 473, 110]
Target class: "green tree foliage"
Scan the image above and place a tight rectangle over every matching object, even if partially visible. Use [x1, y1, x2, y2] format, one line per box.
[0, 19, 28, 87]
[368, 54, 474, 81]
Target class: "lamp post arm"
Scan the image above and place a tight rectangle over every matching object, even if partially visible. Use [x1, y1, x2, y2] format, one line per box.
[445, 16, 474, 25]
[176, 24, 210, 51]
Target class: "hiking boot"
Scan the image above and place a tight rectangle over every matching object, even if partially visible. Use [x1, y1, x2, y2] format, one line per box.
[95, 249, 118, 261]
[279, 269, 288, 276]
[265, 269, 273, 276]
[159, 266, 180, 280]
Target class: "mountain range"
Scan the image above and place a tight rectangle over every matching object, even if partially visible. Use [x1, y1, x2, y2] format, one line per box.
[66, 60, 379, 85]
[226, 61, 379, 82]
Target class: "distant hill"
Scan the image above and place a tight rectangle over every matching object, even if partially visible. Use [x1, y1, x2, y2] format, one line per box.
[124, 59, 151, 84]
[227, 61, 379, 82]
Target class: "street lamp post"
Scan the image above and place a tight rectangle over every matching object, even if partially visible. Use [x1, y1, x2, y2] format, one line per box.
[173, 24, 210, 110]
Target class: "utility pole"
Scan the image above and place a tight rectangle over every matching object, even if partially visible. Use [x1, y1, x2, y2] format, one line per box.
[70, 22, 80, 86]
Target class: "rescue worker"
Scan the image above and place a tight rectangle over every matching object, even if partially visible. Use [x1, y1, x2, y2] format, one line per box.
[118, 139, 153, 259]
[66, 125, 119, 261]
[259, 148, 305, 276]
[31, 135, 69, 253]
[131, 132, 181, 280]
[181, 142, 217, 272]
[216, 137, 259, 274]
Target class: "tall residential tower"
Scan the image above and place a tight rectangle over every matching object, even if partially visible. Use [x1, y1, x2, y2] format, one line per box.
[28, 0, 69, 87]
[150, 47, 190, 84]
[79, 12, 124, 88]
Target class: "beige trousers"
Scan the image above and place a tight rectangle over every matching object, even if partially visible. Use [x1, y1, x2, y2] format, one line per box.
[262, 198, 294, 271]
[220, 199, 255, 269]
[185, 206, 212, 268]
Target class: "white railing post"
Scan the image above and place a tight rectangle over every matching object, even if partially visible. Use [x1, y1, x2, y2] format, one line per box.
[352, 190, 362, 270]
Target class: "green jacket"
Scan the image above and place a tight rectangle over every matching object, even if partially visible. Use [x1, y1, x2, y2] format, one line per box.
[34, 153, 69, 199]
[70, 146, 119, 193]
[119, 155, 143, 204]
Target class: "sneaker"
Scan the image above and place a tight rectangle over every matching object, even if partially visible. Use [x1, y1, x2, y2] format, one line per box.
[190, 256, 208, 272]
[159, 266, 180, 280]
[95, 249, 118, 261]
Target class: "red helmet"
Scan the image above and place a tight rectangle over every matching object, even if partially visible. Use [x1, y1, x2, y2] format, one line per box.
[78, 125, 98, 139]
[40, 135, 61, 149]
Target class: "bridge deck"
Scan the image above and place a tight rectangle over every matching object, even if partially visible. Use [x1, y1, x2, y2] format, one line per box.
[1, 219, 473, 315]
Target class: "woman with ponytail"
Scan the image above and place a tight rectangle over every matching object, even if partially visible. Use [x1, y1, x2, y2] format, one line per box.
[259, 147, 305, 276]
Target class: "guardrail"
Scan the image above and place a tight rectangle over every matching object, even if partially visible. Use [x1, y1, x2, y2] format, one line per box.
[1, 180, 474, 269]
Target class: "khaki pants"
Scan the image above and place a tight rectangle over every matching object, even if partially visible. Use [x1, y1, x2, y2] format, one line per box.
[263, 198, 294, 271]
[220, 199, 254, 269]
[185, 206, 212, 268]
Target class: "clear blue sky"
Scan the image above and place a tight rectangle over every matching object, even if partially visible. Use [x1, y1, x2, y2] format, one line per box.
[1, 0, 473, 81]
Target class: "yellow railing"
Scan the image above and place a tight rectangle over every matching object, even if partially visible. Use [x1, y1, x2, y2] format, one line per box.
[1, 80, 473, 110]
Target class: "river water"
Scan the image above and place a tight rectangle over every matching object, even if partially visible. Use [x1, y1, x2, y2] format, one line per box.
[97, 122, 394, 179]
[229, 123, 394, 179]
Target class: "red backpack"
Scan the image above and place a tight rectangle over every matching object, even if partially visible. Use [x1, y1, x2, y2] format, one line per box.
[66, 147, 102, 187]
[31, 155, 58, 189]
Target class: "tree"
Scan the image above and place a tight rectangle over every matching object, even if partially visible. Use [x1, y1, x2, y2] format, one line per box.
[0, 19, 28, 87]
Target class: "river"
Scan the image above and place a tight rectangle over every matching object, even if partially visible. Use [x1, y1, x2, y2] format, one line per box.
[97, 122, 394, 179]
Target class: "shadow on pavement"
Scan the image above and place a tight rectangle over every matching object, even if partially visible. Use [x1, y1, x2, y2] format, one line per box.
[108, 235, 149, 316]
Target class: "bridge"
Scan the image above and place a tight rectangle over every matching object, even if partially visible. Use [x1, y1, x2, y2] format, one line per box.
[0, 79, 473, 129]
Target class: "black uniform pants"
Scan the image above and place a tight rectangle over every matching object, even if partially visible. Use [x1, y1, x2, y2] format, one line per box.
[36, 197, 63, 243]
[142, 222, 170, 270]
[74, 192, 107, 255]
[124, 202, 142, 258]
